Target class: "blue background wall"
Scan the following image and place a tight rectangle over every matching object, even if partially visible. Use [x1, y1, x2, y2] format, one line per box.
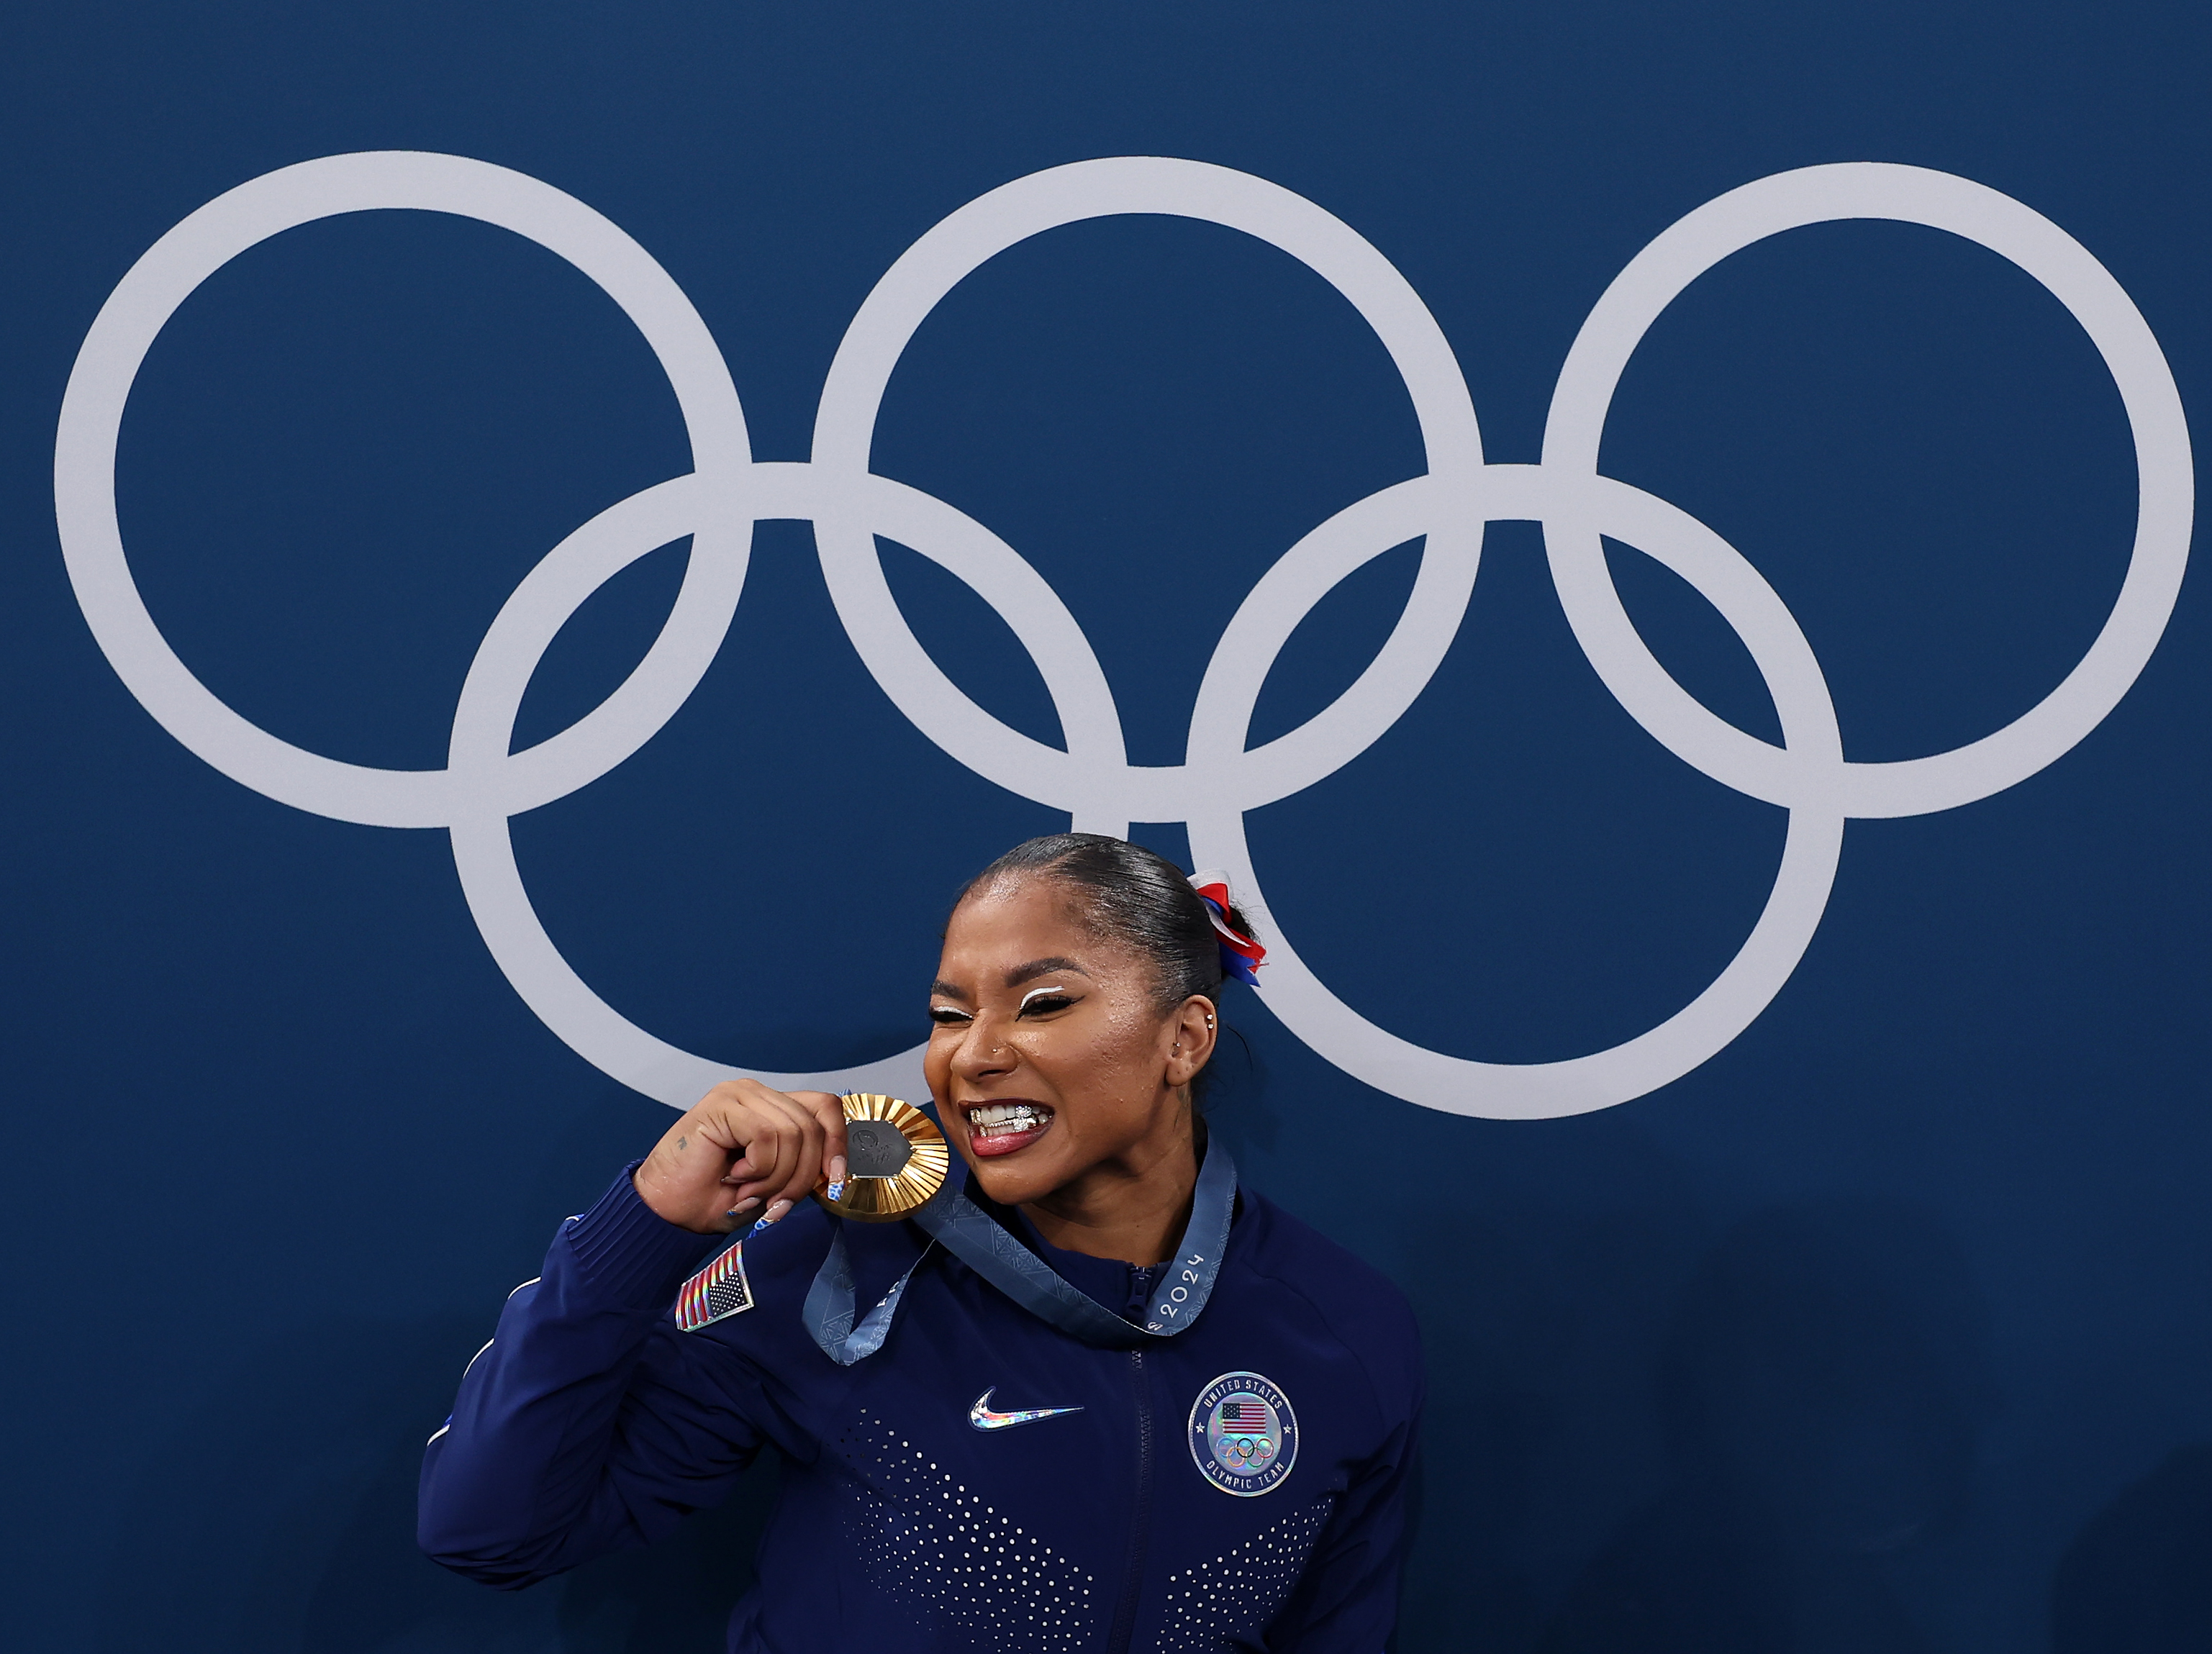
[3, 3, 2207, 1649]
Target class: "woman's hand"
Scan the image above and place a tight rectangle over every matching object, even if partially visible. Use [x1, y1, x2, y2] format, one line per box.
[632, 1080, 848, 1234]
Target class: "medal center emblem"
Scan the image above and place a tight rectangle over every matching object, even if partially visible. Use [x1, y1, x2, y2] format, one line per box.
[814, 1095, 948, 1222]
[1189, 1371, 1297, 1496]
[845, 1117, 913, 1178]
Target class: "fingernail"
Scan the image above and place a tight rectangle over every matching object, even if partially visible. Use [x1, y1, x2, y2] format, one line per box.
[828, 1155, 848, 1184]
[825, 1181, 847, 1202]
[751, 1199, 792, 1232]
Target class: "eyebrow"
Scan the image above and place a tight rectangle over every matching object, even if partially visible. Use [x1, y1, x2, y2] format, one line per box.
[1007, 957, 1087, 989]
[929, 957, 1091, 1003]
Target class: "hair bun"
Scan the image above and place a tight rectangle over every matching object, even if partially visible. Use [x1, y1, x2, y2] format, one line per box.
[1188, 871, 1266, 986]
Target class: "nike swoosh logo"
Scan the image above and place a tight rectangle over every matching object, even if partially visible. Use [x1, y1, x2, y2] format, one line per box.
[969, 1387, 1085, 1431]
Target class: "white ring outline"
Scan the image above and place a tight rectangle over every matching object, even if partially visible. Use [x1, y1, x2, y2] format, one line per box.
[1541, 162, 2193, 821]
[53, 151, 2192, 1117]
[810, 156, 1488, 832]
[55, 150, 758, 831]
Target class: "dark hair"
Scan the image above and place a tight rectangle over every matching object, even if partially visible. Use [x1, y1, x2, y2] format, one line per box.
[953, 833, 1261, 1014]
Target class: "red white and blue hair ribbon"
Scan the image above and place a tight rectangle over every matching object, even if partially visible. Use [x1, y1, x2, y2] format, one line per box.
[1189, 870, 1266, 986]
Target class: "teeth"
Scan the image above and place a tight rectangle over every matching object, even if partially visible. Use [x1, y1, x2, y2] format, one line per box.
[966, 1102, 1052, 1137]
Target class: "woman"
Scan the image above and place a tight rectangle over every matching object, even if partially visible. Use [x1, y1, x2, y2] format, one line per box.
[420, 835, 1424, 1653]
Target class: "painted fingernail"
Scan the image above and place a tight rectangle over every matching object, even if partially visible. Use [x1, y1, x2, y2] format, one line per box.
[828, 1155, 848, 1184]
[727, 1196, 759, 1215]
[825, 1181, 847, 1202]
[751, 1199, 792, 1232]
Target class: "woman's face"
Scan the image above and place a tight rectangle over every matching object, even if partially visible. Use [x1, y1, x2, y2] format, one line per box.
[925, 874, 1213, 1209]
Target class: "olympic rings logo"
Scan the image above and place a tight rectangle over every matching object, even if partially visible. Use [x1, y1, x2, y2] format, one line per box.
[55, 153, 2192, 1119]
[1218, 1437, 1277, 1471]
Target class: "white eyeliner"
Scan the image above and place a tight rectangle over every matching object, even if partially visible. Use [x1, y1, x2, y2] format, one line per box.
[1019, 985, 1067, 1011]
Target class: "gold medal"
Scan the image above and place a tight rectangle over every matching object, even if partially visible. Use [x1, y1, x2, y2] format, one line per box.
[814, 1094, 951, 1222]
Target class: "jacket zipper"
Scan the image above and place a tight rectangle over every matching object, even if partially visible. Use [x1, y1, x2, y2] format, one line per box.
[1105, 1347, 1154, 1654]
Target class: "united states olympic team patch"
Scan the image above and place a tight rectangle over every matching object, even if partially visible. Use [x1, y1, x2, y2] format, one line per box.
[674, 1239, 753, 1332]
[1188, 1371, 1297, 1496]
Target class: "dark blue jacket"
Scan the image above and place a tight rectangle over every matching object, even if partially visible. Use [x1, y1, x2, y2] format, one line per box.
[419, 1164, 1423, 1653]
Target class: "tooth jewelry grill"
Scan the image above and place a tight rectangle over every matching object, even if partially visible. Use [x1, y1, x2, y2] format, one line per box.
[815, 1094, 950, 1222]
[971, 1102, 1048, 1144]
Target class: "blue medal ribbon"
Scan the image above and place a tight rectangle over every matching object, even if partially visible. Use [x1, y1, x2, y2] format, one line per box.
[804, 1137, 1237, 1366]
[800, 1227, 931, 1366]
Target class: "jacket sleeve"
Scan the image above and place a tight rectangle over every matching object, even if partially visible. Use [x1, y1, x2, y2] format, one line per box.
[1270, 1361, 1426, 1650]
[417, 1168, 769, 1588]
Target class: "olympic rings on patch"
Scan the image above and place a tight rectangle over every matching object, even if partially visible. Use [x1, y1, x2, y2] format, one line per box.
[54, 152, 2193, 1119]
[1218, 1436, 1275, 1469]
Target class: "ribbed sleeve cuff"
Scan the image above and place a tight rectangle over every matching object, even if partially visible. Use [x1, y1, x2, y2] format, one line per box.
[561, 1163, 723, 1309]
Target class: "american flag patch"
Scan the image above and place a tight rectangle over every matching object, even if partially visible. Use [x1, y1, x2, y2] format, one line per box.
[1218, 1399, 1272, 1428]
[674, 1240, 754, 1332]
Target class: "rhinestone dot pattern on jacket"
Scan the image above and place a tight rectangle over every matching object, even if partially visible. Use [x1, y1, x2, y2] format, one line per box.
[838, 1411, 1096, 1652]
[1153, 1497, 1336, 1652]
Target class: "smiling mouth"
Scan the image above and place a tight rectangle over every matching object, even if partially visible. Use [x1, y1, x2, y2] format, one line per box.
[964, 1101, 1055, 1158]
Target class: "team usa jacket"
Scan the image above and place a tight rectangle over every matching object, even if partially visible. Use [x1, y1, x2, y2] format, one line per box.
[418, 1158, 1425, 1653]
